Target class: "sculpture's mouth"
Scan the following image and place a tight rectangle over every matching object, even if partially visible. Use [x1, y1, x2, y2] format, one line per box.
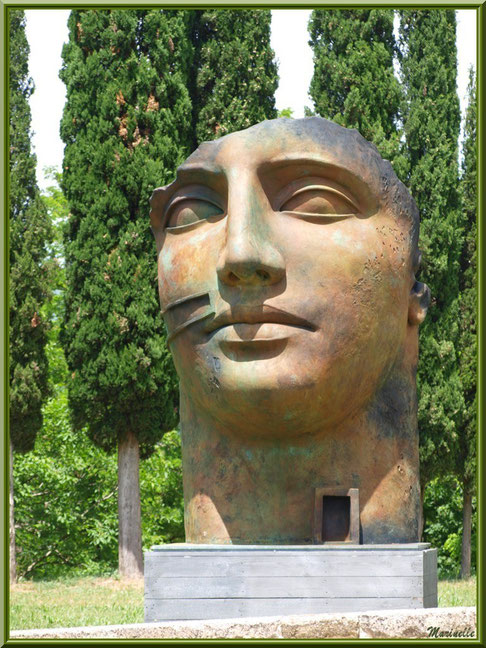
[205, 305, 316, 336]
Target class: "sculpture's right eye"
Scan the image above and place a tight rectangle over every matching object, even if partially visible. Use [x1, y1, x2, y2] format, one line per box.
[165, 198, 224, 230]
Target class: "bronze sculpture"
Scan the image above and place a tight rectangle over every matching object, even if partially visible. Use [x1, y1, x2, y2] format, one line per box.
[150, 117, 430, 546]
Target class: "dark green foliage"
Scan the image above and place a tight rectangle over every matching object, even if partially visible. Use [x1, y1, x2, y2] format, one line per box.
[455, 68, 477, 494]
[9, 10, 52, 453]
[423, 476, 476, 578]
[191, 9, 278, 144]
[399, 10, 463, 490]
[455, 69, 477, 578]
[308, 9, 405, 170]
[59, 10, 193, 454]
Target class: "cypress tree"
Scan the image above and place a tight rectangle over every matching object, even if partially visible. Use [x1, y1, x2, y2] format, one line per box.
[308, 9, 405, 172]
[191, 9, 278, 145]
[399, 10, 463, 531]
[59, 9, 192, 577]
[9, 9, 52, 582]
[456, 68, 477, 578]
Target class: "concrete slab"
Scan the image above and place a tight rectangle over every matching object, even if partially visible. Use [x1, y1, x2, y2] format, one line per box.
[10, 607, 476, 640]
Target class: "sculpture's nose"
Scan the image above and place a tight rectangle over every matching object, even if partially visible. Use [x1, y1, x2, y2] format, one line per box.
[216, 175, 285, 287]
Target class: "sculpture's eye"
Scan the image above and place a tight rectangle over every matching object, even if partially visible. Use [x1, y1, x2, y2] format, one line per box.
[166, 198, 224, 230]
[279, 184, 359, 222]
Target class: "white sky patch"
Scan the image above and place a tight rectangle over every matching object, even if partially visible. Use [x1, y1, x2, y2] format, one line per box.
[270, 9, 314, 118]
[24, 9, 476, 189]
[456, 9, 477, 148]
[25, 9, 69, 190]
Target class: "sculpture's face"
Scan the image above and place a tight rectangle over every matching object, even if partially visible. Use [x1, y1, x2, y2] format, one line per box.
[151, 119, 418, 438]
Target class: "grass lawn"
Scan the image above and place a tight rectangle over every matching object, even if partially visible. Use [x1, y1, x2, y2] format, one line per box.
[438, 577, 477, 608]
[10, 576, 476, 631]
[10, 576, 144, 630]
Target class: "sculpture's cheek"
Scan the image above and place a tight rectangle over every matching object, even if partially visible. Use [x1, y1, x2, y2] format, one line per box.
[158, 221, 224, 307]
[304, 220, 410, 415]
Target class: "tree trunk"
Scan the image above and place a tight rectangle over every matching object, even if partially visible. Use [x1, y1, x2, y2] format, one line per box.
[418, 480, 426, 542]
[10, 438, 17, 583]
[118, 429, 143, 578]
[460, 484, 473, 579]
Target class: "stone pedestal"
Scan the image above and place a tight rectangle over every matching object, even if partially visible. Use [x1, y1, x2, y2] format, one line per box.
[144, 543, 437, 622]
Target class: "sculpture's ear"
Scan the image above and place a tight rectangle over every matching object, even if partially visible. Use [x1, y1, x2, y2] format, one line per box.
[408, 280, 430, 325]
[408, 250, 430, 325]
[149, 186, 169, 231]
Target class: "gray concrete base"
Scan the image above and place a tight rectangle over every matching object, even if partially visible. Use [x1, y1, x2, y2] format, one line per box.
[144, 543, 438, 622]
[10, 607, 476, 639]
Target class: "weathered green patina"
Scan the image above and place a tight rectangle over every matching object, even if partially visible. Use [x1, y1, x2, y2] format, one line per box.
[150, 117, 430, 545]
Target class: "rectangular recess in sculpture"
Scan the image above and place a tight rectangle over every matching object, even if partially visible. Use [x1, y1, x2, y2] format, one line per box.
[314, 487, 359, 544]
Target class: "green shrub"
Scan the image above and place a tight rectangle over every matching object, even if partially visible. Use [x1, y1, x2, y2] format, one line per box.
[14, 392, 183, 580]
[423, 475, 476, 579]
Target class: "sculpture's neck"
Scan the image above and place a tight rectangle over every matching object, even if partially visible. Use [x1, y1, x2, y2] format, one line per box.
[179, 353, 421, 545]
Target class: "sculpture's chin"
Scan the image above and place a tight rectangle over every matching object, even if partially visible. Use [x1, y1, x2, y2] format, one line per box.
[179, 360, 379, 442]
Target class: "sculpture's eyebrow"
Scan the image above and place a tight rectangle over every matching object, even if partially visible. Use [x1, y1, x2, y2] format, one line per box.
[171, 161, 225, 188]
[258, 154, 364, 187]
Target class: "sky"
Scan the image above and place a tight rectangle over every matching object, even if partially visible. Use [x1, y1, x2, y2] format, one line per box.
[25, 9, 477, 191]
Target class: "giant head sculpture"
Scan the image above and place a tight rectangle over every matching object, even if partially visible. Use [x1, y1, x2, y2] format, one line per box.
[150, 117, 430, 545]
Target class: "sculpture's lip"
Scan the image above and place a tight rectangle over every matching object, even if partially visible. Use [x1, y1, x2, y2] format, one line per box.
[205, 305, 316, 334]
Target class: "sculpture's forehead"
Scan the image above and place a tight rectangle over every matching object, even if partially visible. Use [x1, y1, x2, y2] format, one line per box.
[181, 118, 384, 193]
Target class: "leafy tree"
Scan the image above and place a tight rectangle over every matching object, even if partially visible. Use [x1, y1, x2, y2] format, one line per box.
[14, 390, 119, 580]
[277, 107, 294, 119]
[9, 9, 52, 582]
[423, 476, 476, 579]
[59, 9, 192, 577]
[455, 67, 477, 578]
[308, 9, 405, 173]
[190, 9, 278, 145]
[399, 9, 463, 534]
[14, 409, 183, 579]
[140, 430, 184, 552]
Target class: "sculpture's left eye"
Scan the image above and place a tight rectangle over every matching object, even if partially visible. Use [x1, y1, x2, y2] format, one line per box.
[166, 198, 224, 230]
[279, 184, 359, 222]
